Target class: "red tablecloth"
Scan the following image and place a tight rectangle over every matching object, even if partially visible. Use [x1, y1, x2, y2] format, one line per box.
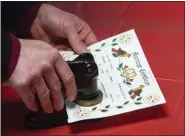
[1, 2, 184, 135]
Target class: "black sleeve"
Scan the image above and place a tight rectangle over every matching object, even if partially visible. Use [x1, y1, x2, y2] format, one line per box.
[1, 27, 14, 82]
[1, 1, 38, 34]
[1, 2, 42, 83]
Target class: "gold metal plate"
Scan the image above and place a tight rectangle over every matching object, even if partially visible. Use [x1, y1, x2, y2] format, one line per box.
[75, 91, 103, 107]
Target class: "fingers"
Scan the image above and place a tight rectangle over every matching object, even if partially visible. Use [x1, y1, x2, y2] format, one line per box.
[65, 24, 88, 54]
[79, 24, 98, 46]
[32, 76, 53, 113]
[84, 31, 97, 46]
[55, 56, 77, 101]
[64, 20, 97, 53]
[31, 23, 51, 43]
[18, 86, 38, 112]
[54, 45, 68, 51]
[66, 48, 73, 51]
[43, 67, 64, 111]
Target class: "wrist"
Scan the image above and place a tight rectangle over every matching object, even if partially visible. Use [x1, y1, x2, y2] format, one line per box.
[3, 34, 21, 83]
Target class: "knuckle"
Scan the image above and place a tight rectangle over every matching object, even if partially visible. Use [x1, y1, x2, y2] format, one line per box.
[41, 61, 52, 70]
[50, 48, 58, 54]
[40, 89, 50, 100]
[50, 49, 61, 60]
[64, 22, 74, 29]
[52, 81, 62, 92]
[30, 70, 41, 80]
[15, 77, 30, 88]
[64, 72, 75, 84]
[16, 80, 28, 88]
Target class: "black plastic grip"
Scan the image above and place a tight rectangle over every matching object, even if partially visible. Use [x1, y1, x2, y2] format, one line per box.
[24, 53, 99, 129]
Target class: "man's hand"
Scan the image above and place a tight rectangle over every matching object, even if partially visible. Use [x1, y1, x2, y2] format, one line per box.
[8, 39, 77, 113]
[30, 3, 97, 53]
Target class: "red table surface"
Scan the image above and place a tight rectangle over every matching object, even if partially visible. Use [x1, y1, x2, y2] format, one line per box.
[1, 2, 184, 135]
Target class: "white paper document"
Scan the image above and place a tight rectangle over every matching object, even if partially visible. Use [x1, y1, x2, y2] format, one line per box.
[59, 29, 166, 123]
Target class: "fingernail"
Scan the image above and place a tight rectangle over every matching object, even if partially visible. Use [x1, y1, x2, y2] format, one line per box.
[82, 48, 89, 53]
[32, 102, 38, 111]
[32, 107, 38, 112]
[60, 102, 64, 109]
[69, 94, 76, 101]
[47, 108, 54, 113]
[45, 105, 54, 113]
[54, 101, 63, 111]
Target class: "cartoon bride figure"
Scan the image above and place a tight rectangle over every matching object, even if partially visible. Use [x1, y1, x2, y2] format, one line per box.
[121, 68, 137, 78]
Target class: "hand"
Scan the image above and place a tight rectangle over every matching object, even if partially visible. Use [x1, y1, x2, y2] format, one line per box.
[30, 3, 97, 53]
[8, 39, 77, 113]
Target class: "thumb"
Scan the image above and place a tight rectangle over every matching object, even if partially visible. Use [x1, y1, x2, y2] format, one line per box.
[65, 24, 88, 54]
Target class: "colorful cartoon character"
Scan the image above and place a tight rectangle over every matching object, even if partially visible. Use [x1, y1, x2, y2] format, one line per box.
[112, 48, 131, 58]
[121, 68, 137, 78]
[129, 85, 145, 100]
